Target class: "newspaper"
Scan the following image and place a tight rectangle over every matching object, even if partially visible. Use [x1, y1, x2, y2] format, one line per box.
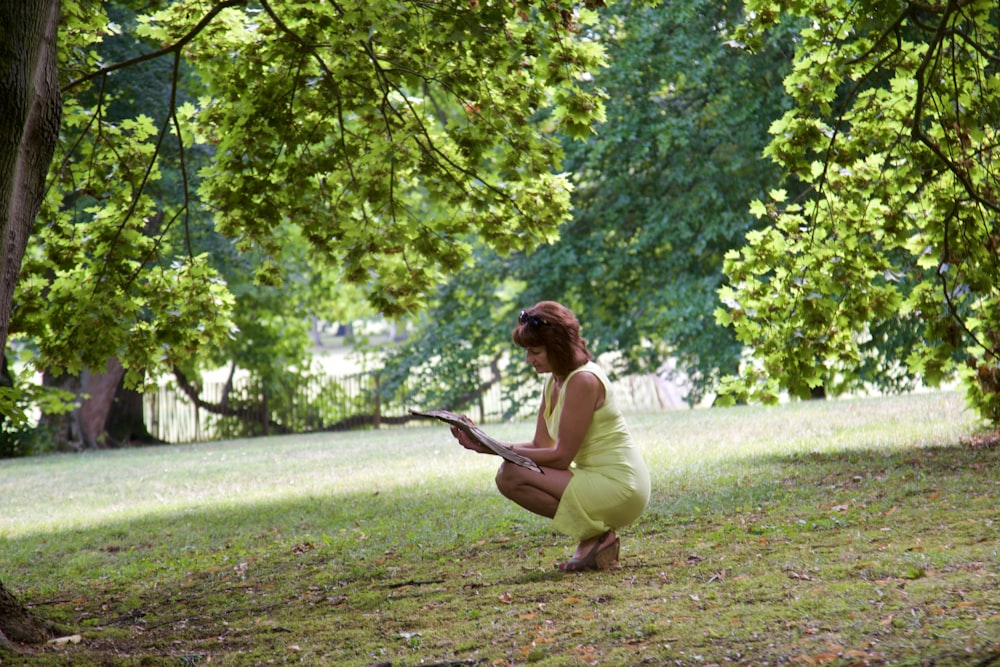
[410, 409, 543, 474]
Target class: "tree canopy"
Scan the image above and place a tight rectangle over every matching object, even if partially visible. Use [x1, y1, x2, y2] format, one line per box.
[716, 0, 1000, 422]
[7, 0, 611, 398]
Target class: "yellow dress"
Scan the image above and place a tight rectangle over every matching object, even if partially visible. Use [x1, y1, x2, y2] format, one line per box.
[547, 362, 651, 540]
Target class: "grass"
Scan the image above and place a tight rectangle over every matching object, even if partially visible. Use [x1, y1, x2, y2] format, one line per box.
[1, 391, 999, 666]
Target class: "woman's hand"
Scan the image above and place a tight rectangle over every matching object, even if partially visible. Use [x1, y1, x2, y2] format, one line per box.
[450, 419, 492, 455]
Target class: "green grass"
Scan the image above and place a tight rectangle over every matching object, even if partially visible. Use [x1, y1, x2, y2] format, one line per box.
[2, 391, 999, 666]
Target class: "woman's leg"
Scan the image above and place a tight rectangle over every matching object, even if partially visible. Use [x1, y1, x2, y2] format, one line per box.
[495, 461, 573, 519]
[567, 529, 617, 560]
[497, 462, 620, 570]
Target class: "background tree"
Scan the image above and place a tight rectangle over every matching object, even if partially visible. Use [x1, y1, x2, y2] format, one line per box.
[530, 0, 795, 403]
[716, 0, 1000, 422]
[380, 0, 796, 410]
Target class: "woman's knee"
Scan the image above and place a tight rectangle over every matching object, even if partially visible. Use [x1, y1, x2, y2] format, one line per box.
[495, 461, 518, 496]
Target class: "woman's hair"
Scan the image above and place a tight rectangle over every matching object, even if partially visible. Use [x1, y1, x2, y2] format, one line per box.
[512, 301, 593, 376]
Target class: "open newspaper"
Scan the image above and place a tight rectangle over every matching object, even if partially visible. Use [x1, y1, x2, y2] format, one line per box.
[410, 409, 543, 474]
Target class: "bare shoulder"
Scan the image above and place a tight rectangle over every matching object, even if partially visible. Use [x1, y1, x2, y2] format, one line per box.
[565, 368, 606, 408]
[566, 369, 602, 390]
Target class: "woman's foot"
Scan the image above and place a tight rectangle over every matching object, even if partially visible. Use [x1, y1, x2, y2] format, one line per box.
[558, 530, 620, 572]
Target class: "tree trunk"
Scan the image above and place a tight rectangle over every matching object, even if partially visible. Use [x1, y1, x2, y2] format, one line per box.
[77, 358, 126, 448]
[106, 379, 163, 446]
[43, 358, 162, 449]
[310, 314, 324, 347]
[0, 0, 64, 645]
[809, 385, 827, 400]
[0, 0, 62, 355]
[0, 578, 60, 646]
[38, 370, 83, 451]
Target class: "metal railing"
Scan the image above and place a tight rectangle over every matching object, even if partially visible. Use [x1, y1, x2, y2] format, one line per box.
[143, 370, 678, 444]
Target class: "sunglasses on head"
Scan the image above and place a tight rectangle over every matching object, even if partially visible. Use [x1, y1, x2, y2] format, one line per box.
[519, 310, 548, 327]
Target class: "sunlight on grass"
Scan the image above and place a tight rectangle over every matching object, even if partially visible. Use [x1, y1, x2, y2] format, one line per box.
[0, 430, 500, 537]
[0, 391, 976, 539]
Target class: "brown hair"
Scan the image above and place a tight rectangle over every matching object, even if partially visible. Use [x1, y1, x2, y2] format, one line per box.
[512, 301, 593, 377]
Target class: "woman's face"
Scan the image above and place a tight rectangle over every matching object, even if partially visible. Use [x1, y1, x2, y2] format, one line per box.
[524, 346, 552, 374]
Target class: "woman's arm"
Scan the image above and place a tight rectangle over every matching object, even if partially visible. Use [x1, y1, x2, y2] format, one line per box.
[452, 394, 551, 454]
[451, 371, 604, 469]
[508, 371, 604, 470]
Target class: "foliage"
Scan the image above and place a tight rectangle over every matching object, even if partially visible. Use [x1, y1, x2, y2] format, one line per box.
[716, 1, 1000, 421]
[380, 0, 796, 409]
[378, 248, 534, 417]
[2, 393, 997, 664]
[0, 352, 77, 458]
[529, 0, 795, 403]
[134, 0, 601, 315]
[8, 0, 618, 428]
[0, 387, 66, 458]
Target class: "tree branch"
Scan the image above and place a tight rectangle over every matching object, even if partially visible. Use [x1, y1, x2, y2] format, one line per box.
[910, 0, 1000, 214]
[937, 199, 998, 359]
[61, 0, 247, 93]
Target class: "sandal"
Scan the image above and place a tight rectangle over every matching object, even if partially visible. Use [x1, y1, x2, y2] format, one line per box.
[558, 531, 620, 572]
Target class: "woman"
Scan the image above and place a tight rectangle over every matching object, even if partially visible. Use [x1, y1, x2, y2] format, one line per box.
[451, 301, 651, 571]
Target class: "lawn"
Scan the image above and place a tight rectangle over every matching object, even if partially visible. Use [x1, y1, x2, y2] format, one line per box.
[1, 391, 998, 666]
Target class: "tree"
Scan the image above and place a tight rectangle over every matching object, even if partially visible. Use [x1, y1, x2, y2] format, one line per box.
[1, 0, 616, 646]
[528, 0, 795, 403]
[716, 0, 1000, 422]
[1, 0, 63, 646]
[1, 0, 61, 376]
[379, 0, 796, 409]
